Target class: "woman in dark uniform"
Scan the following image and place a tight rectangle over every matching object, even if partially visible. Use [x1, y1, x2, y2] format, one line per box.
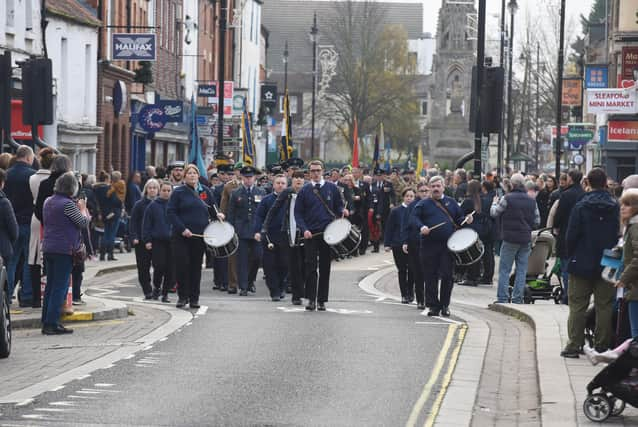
[167, 164, 224, 309]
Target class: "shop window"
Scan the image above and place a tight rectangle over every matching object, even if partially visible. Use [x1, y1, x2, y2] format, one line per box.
[145, 140, 152, 165]
[167, 143, 177, 164]
[155, 141, 165, 166]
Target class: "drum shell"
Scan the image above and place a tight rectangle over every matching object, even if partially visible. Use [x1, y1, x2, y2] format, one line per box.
[203, 222, 239, 258]
[447, 229, 484, 266]
[324, 220, 362, 257]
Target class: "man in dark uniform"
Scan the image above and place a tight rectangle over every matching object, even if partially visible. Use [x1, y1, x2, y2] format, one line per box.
[352, 167, 371, 255]
[168, 160, 185, 187]
[228, 166, 266, 296]
[294, 160, 347, 311]
[369, 168, 395, 252]
[220, 162, 242, 293]
[254, 174, 288, 301]
[211, 163, 233, 291]
[412, 176, 473, 317]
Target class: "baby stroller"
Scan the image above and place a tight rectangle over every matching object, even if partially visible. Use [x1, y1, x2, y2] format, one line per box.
[114, 214, 132, 253]
[508, 228, 563, 304]
[583, 339, 638, 422]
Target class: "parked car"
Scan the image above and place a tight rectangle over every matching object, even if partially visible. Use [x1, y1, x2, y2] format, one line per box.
[0, 256, 11, 358]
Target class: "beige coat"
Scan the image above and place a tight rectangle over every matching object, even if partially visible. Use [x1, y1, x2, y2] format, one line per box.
[28, 170, 51, 265]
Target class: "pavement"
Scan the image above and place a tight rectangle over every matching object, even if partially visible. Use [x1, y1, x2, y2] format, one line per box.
[9, 253, 138, 329]
[369, 261, 638, 426]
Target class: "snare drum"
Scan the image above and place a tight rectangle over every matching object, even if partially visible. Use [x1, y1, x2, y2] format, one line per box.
[323, 219, 361, 257]
[446, 228, 484, 266]
[203, 221, 239, 258]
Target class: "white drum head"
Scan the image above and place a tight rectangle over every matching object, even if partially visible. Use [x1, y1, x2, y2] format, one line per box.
[203, 221, 235, 247]
[324, 219, 352, 245]
[447, 228, 478, 252]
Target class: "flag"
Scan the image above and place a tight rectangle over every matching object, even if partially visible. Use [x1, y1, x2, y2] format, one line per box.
[280, 90, 293, 161]
[352, 117, 359, 168]
[372, 134, 380, 169]
[416, 145, 424, 177]
[384, 138, 392, 172]
[242, 98, 255, 166]
[188, 95, 207, 175]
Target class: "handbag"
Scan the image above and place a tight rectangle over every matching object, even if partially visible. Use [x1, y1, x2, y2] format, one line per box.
[72, 240, 87, 265]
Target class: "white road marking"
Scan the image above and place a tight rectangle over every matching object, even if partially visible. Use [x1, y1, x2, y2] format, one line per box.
[195, 305, 208, 316]
[123, 354, 136, 360]
[419, 311, 464, 325]
[159, 337, 168, 342]
[16, 399, 34, 407]
[49, 401, 76, 406]
[50, 386, 65, 392]
[80, 389, 121, 393]
[143, 345, 153, 351]
[67, 395, 98, 400]
[76, 374, 91, 380]
[76, 390, 101, 394]
[375, 297, 386, 302]
[415, 321, 451, 326]
[93, 383, 115, 388]
[276, 307, 306, 313]
[21, 414, 47, 420]
[325, 308, 373, 315]
[34, 407, 68, 412]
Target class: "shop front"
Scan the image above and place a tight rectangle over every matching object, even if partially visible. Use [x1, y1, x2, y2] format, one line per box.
[603, 119, 638, 182]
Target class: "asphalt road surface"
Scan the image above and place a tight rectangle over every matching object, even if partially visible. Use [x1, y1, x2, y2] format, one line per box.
[0, 255, 462, 426]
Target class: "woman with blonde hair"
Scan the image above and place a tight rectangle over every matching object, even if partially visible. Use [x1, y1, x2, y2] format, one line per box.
[617, 190, 638, 338]
[130, 178, 159, 299]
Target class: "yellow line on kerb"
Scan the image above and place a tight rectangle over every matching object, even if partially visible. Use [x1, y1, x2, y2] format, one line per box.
[406, 324, 458, 427]
[424, 325, 468, 427]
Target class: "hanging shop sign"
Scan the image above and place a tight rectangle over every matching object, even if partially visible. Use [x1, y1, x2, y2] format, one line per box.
[138, 99, 184, 132]
[608, 120, 638, 142]
[619, 1, 638, 32]
[561, 78, 582, 106]
[206, 81, 234, 118]
[10, 100, 42, 140]
[111, 33, 156, 61]
[586, 88, 638, 115]
[585, 65, 608, 89]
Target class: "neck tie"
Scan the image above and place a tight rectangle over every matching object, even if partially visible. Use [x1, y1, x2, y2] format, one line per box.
[315, 183, 321, 191]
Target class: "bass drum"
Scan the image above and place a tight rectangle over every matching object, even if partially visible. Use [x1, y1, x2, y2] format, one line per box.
[203, 221, 238, 258]
[447, 228, 484, 266]
[323, 219, 361, 258]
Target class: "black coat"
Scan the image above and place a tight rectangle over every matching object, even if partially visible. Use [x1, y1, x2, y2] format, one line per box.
[34, 171, 65, 223]
[0, 191, 19, 259]
[554, 183, 585, 258]
[4, 162, 36, 225]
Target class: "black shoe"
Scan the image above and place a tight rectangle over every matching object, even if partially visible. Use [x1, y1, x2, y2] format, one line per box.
[427, 309, 440, 317]
[249, 284, 256, 293]
[286, 286, 292, 294]
[42, 325, 73, 335]
[372, 248, 379, 253]
[151, 289, 160, 300]
[560, 348, 580, 358]
[306, 301, 316, 311]
[401, 297, 409, 304]
[190, 301, 200, 309]
[220, 285, 228, 292]
[240, 290, 248, 296]
[441, 307, 450, 317]
[144, 294, 153, 300]
[417, 303, 425, 310]
[107, 253, 118, 261]
[227, 288, 238, 294]
[317, 302, 326, 311]
[176, 299, 188, 308]
[272, 297, 280, 302]
[213, 284, 221, 290]
[99, 252, 106, 261]
[161, 295, 170, 303]
[292, 299, 302, 305]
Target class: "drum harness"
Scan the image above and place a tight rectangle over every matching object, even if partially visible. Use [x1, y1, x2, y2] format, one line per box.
[432, 199, 460, 232]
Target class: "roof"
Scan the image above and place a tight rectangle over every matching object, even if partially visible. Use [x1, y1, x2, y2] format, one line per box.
[263, 0, 423, 75]
[46, 0, 101, 28]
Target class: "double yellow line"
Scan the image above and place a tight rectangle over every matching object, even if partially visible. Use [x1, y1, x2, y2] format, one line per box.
[406, 323, 468, 427]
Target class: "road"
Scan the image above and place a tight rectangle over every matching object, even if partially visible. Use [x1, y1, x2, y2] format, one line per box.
[0, 254, 463, 426]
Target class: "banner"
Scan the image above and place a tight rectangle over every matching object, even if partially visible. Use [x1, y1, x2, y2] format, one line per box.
[138, 99, 184, 132]
[207, 81, 234, 117]
[111, 33, 156, 61]
[586, 88, 638, 115]
[608, 120, 638, 142]
[562, 78, 582, 106]
[621, 46, 638, 84]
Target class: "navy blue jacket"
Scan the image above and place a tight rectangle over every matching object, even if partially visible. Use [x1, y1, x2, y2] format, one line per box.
[384, 204, 407, 247]
[554, 183, 585, 258]
[411, 195, 464, 247]
[142, 198, 171, 242]
[254, 192, 286, 243]
[93, 183, 122, 218]
[401, 199, 421, 245]
[460, 197, 494, 241]
[34, 171, 64, 223]
[4, 162, 36, 224]
[129, 197, 153, 242]
[167, 184, 217, 236]
[125, 181, 142, 213]
[228, 185, 266, 240]
[566, 190, 620, 278]
[294, 181, 344, 233]
[0, 191, 19, 259]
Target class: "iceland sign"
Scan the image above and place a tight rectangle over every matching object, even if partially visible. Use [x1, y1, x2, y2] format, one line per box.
[112, 33, 156, 61]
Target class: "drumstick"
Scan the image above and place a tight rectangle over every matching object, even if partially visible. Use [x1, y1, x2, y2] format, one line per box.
[428, 222, 447, 231]
[460, 210, 476, 227]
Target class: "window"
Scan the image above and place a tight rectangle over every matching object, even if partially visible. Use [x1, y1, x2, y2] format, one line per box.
[25, 0, 33, 30]
[61, 38, 68, 116]
[421, 100, 428, 116]
[145, 140, 152, 165]
[84, 45, 92, 117]
[167, 143, 177, 164]
[6, 0, 15, 27]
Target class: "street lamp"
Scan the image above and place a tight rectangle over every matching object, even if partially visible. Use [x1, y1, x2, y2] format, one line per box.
[310, 13, 318, 159]
[283, 40, 289, 92]
[555, 0, 566, 178]
[505, 0, 518, 170]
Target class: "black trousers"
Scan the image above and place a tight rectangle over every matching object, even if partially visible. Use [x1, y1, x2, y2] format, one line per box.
[134, 244, 152, 296]
[421, 244, 454, 310]
[407, 241, 424, 303]
[392, 247, 411, 299]
[263, 242, 288, 298]
[238, 239, 263, 291]
[152, 239, 174, 295]
[288, 245, 305, 301]
[172, 236, 205, 303]
[304, 235, 332, 303]
[481, 241, 495, 282]
[214, 257, 228, 287]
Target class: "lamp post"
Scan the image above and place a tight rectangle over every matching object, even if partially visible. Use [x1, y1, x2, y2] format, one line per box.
[283, 40, 289, 92]
[217, 0, 227, 155]
[310, 13, 318, 159]
[505, 0, 518, 170]
[535, 43, 542, 171]
[497, 0, 506, 175]
[555, 0, 566, 178]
